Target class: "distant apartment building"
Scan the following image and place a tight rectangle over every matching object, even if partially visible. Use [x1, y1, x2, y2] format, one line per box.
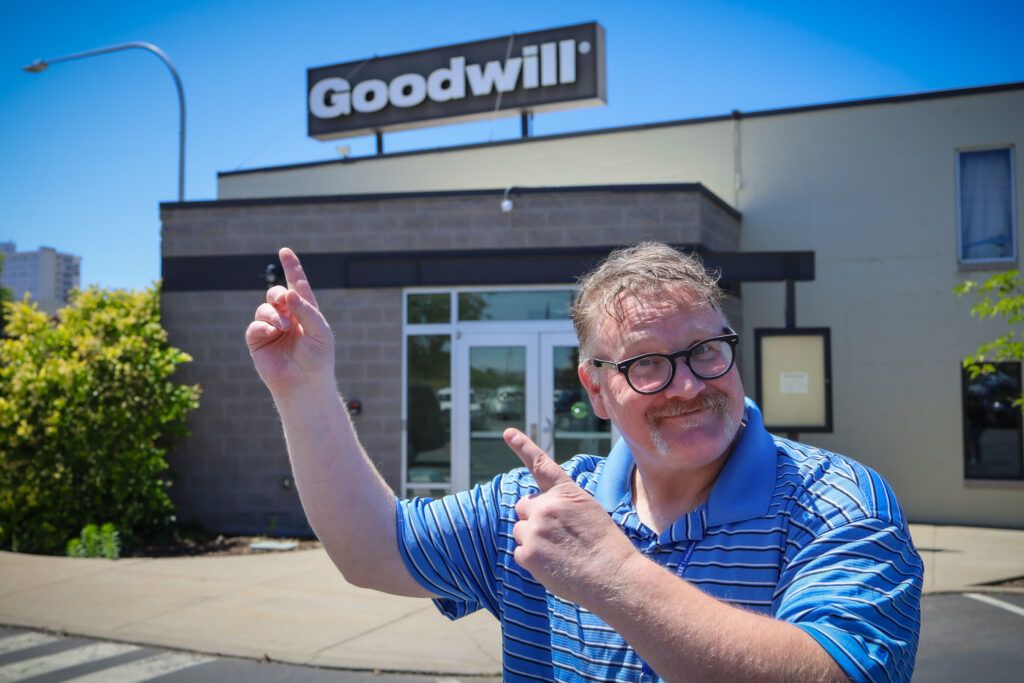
[0, 242, 81, 315]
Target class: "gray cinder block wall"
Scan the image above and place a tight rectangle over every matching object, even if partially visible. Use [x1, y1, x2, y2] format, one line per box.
[159, 186, 740, 535]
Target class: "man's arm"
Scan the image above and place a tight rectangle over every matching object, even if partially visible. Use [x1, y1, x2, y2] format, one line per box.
[505, 428, 848, 682]
[246, 247, 432, 597]
[592, 553, 848, 682]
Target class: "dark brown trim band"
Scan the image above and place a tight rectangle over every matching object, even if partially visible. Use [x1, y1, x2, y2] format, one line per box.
[161, 245, 813, 292]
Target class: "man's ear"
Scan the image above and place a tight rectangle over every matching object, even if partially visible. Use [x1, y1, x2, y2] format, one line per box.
[578, 363, 610, 420]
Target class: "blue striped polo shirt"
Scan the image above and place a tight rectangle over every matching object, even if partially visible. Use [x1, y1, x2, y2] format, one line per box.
[396, 399, 923, 682]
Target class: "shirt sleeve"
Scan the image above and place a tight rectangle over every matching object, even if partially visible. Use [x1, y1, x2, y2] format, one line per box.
[396, 476, 505, 621]
[774, 516, 923, 683]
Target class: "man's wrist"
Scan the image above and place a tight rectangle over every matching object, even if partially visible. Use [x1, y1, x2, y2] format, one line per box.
[269, 371, 342, 411]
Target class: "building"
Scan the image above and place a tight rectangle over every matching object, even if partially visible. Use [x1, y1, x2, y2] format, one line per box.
[159, 54, 1023, 534]
[0, 242, 81, 315]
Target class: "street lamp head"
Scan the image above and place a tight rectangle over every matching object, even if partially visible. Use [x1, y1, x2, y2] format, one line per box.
[21, 42, 185, 201]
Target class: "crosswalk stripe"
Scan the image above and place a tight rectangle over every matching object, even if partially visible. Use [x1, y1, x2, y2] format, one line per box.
[0, 632, 60, 654]
[0, 642, 138, 682]
[964, 592, 1024, 619]
[63, 651, 216, 682]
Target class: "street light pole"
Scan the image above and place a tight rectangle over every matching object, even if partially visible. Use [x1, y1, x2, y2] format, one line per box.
[23, 42, 186, 202]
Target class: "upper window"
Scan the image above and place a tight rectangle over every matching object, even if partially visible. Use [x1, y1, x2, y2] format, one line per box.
[405, 289, 575, 326]
[407, 293, 450, 324]
[458, 291, 572, 321]
[957, 147, 1017, 264]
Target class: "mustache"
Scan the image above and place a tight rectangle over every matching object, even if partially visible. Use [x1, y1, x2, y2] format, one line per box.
[646, 392, 730, 423]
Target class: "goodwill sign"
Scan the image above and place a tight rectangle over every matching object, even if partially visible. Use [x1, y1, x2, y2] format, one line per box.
[307, 22, 606, 140]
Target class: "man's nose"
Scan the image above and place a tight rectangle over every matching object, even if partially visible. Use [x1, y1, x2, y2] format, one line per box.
[662, 360, 705, 400]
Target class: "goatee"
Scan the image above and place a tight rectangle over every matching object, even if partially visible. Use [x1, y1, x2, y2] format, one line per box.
[646, 392, 735, 458]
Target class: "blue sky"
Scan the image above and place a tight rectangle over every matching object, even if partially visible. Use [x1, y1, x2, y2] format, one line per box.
[1, 0, 1022, 292]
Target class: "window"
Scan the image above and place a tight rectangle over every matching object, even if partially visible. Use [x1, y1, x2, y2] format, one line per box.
[963, 362, 1023, 480]
[458, 290, 573, 321]
[957, 147, 1017, 264]
[406, 292, 450, 324]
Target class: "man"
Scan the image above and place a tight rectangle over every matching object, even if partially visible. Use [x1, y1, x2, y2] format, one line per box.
[247, 242, 922, 682]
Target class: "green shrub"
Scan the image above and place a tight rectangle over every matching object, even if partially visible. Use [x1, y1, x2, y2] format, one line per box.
[956, 270, 1024, 387]
[66, 523, 121, 559]
[0, 284, 201, 555]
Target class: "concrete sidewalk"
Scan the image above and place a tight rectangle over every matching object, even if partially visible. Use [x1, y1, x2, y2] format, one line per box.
[1, 523, 1022, 676]
[0, 547, 502, 675]
[912, 524, 1024, 595]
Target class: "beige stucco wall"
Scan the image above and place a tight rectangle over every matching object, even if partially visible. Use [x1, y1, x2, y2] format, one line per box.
[214, 85, 1024, 528]
[734, 90, 1024, 527]
[218, 119, 739, 206]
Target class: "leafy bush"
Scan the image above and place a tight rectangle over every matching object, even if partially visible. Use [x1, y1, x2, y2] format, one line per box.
[956, 270, 1024, 384]
[0, 284, 201, 555]
[66, 523, 121, 559]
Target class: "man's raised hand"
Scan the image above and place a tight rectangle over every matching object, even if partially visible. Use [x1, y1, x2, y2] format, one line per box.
[503, 428, 638, 604]
[246, 248, 334, 396]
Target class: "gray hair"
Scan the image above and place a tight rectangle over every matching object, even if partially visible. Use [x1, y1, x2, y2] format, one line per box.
[570, 242, 726, 361]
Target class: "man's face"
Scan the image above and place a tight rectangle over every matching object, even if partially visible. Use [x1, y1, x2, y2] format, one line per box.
[579, 290, 746, 473]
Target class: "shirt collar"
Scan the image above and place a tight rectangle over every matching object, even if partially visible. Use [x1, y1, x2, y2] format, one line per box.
[594, 397, 776, 526]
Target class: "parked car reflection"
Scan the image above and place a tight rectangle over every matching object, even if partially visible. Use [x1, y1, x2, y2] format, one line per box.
[437, 387, 483, 427]
[484, 385, 525, 421]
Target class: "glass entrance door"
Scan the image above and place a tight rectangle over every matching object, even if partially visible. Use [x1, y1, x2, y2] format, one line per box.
[453, 332, 613, 491]
[455, 333, 536, 489]
[540, 333, 613, 464]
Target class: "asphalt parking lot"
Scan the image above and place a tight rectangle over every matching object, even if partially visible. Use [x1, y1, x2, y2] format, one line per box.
[914, 592, 1024, 681]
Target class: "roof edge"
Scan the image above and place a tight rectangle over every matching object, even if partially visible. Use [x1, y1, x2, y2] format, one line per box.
[160, 182, 741, 220]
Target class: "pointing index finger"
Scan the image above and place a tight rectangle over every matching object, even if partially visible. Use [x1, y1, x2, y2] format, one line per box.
[278, 247, 319, 309]
[503, 428, 572, 492]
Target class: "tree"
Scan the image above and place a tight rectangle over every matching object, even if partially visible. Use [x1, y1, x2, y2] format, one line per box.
[955, 269, 1024, 403]
[0, 283, 201, 554]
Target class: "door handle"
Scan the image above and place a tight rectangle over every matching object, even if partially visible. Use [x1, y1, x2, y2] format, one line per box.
[543, 417, 554, 453]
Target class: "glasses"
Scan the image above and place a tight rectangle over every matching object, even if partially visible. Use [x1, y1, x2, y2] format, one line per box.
[590, 331, 739, 395]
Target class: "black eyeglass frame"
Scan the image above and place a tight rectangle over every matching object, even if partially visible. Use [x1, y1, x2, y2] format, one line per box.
[590, 331, 740, 395]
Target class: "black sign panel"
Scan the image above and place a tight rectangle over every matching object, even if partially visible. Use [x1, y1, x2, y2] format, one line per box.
[307, 22, 606, 140]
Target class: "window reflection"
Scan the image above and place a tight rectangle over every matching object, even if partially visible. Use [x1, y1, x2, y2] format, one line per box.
[552, 345, 610, 462]
[459, 290, 572, 321]
[407, 293, 450, 324]
[407, 335, 451, 483]
[470, 346, 526, 486]
[963, 362, 1023, 480]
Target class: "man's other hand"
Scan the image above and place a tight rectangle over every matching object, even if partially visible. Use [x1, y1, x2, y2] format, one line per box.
[504, 428, 639, 604]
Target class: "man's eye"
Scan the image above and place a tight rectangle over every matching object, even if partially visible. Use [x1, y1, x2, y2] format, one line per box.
[691, 341, 725, 358]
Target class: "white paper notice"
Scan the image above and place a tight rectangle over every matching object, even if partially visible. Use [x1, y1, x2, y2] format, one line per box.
[779, 371, 809, 394]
